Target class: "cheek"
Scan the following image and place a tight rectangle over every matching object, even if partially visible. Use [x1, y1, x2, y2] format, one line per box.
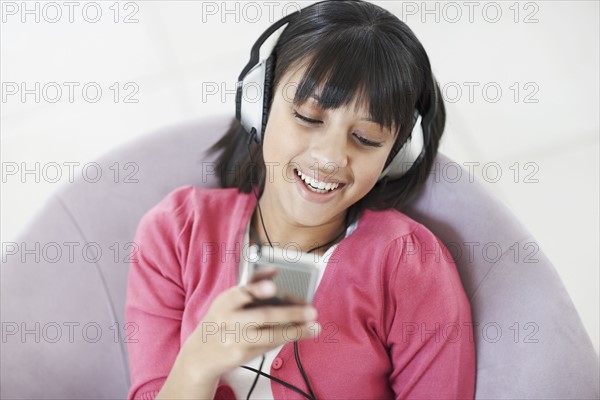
[355, 153, 388, 182]
[348, 164, 380, 199]
[262, 102, 291, 156]
[263, 123, 305, 163]
[261, 119, 286, 163]
[261, 129, 277, 163]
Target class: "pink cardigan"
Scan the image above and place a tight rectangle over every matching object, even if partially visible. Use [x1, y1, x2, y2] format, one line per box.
[125, 186, 476, 399]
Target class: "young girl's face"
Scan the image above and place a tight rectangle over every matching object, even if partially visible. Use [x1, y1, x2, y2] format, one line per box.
[260, 66, 397, 228]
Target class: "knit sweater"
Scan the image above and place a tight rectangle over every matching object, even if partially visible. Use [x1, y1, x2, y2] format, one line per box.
[125, 186, 476, 399]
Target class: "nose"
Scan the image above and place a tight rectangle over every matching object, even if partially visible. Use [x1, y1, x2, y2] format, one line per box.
[309, 125, 349, 171]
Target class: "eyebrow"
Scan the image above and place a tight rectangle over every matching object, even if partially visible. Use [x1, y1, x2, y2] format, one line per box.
[309, 93, 378, 124]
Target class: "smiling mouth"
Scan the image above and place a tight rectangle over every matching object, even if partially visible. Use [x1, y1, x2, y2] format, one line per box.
[295, 169, 345, 194]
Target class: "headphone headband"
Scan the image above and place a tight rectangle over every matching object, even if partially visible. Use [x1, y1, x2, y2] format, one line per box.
[238, 0, 365, 82]
[238, 12, 298, 81]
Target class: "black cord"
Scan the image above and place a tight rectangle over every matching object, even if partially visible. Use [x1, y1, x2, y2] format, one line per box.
[294, 341, 316, 400]
[244, 130, 291, 399]
[247, 130, 314, 400]
[243, 129, 352, 400]
[306, 228, 346, 254]
[241, 365, 314, 400]
[246, 129, 274, 249]
[246, 354, 265, 400]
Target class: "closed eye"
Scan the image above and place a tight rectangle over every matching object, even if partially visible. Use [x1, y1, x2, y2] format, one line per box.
[353, 134, 383, 148]
[293, 110, 383, 148]
[293, 111, 322, 125]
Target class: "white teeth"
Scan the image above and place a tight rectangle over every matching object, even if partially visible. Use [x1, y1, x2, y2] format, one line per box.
[296, 169, 340, 192]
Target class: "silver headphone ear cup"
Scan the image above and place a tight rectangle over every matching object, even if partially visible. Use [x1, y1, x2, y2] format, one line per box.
[237, 60, 268, 142]
[378, 112, 425, 181]
[260, 55, 276, 142]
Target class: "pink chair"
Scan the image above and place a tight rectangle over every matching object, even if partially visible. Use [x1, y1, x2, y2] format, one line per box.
[2, 115, 598, 399]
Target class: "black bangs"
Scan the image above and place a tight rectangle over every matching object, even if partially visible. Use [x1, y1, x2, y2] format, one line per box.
[272, 1, 426, 139]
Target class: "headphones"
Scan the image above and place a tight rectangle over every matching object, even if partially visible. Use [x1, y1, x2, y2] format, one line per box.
[235, 0, 432, 181]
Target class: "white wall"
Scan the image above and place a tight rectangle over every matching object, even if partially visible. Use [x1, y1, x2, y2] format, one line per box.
[1, 0, 598, 354]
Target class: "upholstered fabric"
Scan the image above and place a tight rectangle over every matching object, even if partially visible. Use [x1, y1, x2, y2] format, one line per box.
[2, 115, 598, 399]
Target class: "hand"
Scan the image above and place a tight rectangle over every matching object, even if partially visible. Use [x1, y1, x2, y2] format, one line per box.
[179, 270, 320, 380]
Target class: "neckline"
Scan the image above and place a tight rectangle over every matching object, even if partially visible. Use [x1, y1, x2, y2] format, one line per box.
[248, 200, 355, 257]
[231, 189, 360, 284]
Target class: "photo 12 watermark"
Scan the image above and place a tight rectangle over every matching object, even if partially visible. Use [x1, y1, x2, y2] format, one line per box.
[1, 161, 140, 184]
[2, 321, 139, 344]
[200, 1, 302, 23]
[199, 239, 340, 265]
[399, 239, 540, 265]
[396, 1, 540, 24]
[1, 82, 140, 104]
[400, 321, 540, 344]
[441, 81, 540, 104]
[198, 321, 327, 344]
[1, 1, 140, 24]
[1, 241, 140, 264]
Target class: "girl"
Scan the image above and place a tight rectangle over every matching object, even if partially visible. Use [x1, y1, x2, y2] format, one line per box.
[126, 1, 475, 399]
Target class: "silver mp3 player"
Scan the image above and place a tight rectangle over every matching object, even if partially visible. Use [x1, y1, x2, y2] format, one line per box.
[245, 247, 319, 307]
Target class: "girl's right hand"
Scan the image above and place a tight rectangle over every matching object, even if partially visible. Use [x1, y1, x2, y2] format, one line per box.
[177, 275, 320, 381]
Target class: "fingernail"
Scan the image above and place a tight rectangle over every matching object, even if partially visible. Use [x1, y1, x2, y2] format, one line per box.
[259, 280, 276, 294]
[304, 307, 317, 320]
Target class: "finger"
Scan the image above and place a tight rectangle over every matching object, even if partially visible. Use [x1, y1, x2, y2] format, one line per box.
[238, 322, 321, 349]
[242, 279, 279, 300]
[248, 267, 278, 284]
[227, 322, 321, 367]
[225, 280, 278, 310]
[241, 291, 307, 309]
[235, 304, 318, 327]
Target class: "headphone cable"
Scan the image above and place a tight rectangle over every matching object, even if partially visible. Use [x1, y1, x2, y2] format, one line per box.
[294, 341, 316, 400]
[245, 354, 265, 400]
[243, 129, 318, 400]
[241, 363, 314, 400]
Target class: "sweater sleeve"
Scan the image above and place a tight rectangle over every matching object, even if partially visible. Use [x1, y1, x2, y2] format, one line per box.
[384, 225, 476, 399]
[125, 187, 193, 400]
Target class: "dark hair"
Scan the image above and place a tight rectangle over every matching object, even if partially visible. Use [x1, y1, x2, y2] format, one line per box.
[208, 0, 445, 224]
